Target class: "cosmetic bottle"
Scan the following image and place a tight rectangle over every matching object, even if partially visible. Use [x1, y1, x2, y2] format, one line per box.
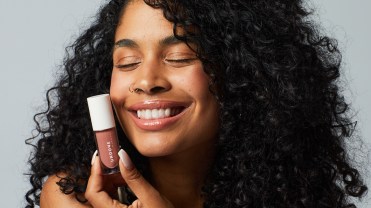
[87, 94, 120, 174]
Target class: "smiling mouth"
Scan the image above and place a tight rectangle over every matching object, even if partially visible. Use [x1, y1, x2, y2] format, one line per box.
[136, 107, 185, 119]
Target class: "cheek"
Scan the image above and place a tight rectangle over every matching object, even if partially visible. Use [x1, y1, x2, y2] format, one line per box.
[109, 70, 131, 105]
[182, 68, 212, 99]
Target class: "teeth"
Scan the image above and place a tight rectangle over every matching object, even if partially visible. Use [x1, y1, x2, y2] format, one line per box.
[158, 109, 165, 118]
[137, 110, 141, 118]
[137, 108, 179, 119]
[165, 108, 170, 117]
[151, 109, 159, 118]
[145, 109, 151, 119]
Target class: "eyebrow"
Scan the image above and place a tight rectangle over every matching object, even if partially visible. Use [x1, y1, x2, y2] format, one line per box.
[159, 35, 183, 46]
[113, 35, 185, 51]
[114, 39, 138, 49]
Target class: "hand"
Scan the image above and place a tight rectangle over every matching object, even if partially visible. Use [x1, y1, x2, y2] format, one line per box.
[85, 149, 174, 208]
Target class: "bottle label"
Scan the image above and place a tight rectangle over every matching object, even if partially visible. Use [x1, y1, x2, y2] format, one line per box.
[95, 128, 120, 168]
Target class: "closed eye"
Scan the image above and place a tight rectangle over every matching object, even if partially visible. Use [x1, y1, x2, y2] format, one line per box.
[165, 58, 198, 68]
[166, 58, 197, 63]
[115, 62, 141, 70]
[114, 55, 141, 71]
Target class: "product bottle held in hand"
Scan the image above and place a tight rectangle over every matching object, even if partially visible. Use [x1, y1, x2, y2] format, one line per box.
[87, 94, 120, 174]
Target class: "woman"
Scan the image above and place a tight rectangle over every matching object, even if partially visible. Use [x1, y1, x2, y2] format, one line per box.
[25, 0, 368, 207]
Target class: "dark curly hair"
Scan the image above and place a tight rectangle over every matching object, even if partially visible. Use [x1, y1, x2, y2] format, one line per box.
[25, 0, 368, 207]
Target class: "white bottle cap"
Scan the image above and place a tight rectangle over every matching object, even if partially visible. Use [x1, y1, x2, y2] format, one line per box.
[87, 94, 116, 131]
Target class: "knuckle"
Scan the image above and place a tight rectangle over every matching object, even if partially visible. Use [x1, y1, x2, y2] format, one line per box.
[113, 199, 127, 208]
[84, 191, 92, 201]
[126, 169, 142, 181]
[128, 200, 142, 208]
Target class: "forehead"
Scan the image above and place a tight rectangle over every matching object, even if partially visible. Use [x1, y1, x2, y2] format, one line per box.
[115, 0, 173, 41]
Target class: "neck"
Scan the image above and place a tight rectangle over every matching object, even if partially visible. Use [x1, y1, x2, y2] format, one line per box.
[148, 142, 215, 208]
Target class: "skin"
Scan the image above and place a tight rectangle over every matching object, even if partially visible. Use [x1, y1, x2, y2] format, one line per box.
[40, 1, 219, 207]
[110, 0, 218, 158]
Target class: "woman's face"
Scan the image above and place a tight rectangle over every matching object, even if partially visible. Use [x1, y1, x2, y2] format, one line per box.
[110, 0, 219, 157]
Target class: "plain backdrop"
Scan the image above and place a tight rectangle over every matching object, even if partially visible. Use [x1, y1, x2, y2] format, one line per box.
[0, 0, 370, 207]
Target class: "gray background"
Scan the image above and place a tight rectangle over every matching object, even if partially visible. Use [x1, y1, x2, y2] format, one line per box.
[0, 0, 370, 207]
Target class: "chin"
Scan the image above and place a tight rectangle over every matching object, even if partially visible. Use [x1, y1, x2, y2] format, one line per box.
[130, 135, 178, 158]
[136, 146, 176, 157]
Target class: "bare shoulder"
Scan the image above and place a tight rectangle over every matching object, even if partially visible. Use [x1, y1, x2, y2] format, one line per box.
[40, 174, 92, 208]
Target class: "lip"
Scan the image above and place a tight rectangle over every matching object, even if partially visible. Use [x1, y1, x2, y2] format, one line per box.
[127, 100, 191, 131]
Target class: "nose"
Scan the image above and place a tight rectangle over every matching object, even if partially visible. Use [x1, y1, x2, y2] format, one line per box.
[131, 60, 171, 95]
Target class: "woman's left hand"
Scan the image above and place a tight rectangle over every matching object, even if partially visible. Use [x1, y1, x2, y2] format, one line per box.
[85, 149, 174, 208]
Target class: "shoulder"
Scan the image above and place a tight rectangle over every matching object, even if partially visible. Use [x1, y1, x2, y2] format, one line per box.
[40, 174, 92, 208]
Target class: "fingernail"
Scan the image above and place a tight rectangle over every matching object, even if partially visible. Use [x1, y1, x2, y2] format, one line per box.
[91, 150, 98, 165]
[118, 149, 134, 170]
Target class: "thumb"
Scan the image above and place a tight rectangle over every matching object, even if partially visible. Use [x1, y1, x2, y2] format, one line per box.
[85, 151, 125, 208]
[118, 149, 171, 207]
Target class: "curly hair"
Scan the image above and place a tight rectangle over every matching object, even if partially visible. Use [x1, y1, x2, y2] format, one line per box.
[25, 0, 368, 207]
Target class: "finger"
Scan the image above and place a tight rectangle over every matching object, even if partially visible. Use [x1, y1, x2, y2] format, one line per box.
[85, 152, 125, 208]
[118, 149, 167, 207]
[129, 199, 142, 208]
